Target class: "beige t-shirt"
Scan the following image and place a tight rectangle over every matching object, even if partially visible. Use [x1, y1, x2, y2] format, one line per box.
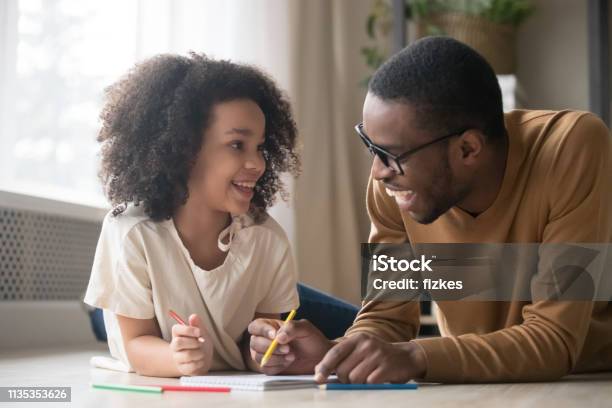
[84, 204, 299, 372]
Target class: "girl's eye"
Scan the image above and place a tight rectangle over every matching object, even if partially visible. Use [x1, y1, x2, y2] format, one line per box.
[257, 144, 265, 152]
[230, 141, 243, 150]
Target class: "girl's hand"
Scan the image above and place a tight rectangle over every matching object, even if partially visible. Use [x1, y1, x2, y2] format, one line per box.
[170, 314, 213, 376]
[248, 318, 333, 375]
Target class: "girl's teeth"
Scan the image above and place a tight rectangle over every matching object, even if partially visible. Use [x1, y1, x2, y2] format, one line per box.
[233, 181, 255, 188]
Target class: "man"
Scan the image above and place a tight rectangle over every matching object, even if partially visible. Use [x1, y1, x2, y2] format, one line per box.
[248, 36, 612, 383]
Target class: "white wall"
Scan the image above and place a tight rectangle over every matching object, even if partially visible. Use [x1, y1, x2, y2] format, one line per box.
[516, 0, 611, 118]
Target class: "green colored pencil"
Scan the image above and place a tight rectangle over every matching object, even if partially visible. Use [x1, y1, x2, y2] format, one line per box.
[91, 382, 162, 394]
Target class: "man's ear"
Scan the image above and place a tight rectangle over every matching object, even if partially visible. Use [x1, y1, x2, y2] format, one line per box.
[457, 129, 485, 163]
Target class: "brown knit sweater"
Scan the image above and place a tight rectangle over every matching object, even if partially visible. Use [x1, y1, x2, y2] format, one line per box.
[346, 110, 612, 382]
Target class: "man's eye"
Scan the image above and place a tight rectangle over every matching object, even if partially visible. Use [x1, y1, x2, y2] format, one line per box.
[398, 154, 410, 164]
[230, 141, 243, 150]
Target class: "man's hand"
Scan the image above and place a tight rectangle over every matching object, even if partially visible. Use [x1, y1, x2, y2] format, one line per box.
[170, 314, 213, 376]
[314, 333, 426, 384]
[248, 318, 334, 375]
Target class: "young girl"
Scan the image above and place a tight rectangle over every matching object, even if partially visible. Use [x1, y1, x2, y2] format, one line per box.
[84, 53, 301, 377]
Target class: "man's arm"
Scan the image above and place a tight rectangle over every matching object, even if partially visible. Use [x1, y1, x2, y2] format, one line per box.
[316, 113, 611, 384]
[344, 175, 421, 342]
[412, 113, 612, 382]
[345, 301, 420, 342]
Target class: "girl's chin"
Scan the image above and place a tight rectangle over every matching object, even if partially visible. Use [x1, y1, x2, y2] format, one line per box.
[231, 207, 250, 215]
[226, 184, 255, 213]
[226, 200, 251, 215]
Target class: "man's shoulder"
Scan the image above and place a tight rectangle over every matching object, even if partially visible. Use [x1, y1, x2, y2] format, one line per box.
[505, 109, 600, 132]
[507, 110, 610, 222]
[504, 109, 559, 126]
[507, 109, 609, 160]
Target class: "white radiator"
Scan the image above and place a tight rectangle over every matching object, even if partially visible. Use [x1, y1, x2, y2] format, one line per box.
[0, 190, 107, 349]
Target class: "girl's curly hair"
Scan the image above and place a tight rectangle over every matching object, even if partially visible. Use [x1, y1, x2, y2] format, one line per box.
[98, 53, 300, 222]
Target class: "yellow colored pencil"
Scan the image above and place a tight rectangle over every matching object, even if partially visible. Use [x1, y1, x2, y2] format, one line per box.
[260, 309, 296, 367]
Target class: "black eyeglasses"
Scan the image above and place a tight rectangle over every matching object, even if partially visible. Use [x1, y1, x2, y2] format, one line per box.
[354, 123, 467, 175]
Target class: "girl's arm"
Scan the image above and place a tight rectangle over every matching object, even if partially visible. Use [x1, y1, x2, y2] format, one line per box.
[116, 313, 212, 377]
[241, 313, 281, 373]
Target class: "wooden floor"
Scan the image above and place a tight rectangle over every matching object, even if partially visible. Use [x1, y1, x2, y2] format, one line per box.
[1, 343, 611, 408]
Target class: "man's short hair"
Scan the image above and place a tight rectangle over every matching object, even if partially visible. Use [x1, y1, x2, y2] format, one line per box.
[369, 36, 506, 141]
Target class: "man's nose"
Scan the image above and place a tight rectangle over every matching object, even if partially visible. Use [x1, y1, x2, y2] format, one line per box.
[371, 154, 395, 181]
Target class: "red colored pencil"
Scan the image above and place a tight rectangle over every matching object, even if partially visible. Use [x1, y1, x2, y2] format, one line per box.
[168, 309, 205, 343]
[157, 384, 231, 393]
[168, 309, 187, 325]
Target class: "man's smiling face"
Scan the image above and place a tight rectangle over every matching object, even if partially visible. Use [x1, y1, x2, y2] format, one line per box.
[362, 92, 469, 224]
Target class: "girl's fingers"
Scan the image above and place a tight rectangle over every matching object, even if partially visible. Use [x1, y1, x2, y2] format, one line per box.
[251, 351, 294, 375]
[178, 358, 206, 373]
[248, 319, 281, 339]
[250, 350, 295, 367]
[172, 323, 200, 339]
[175, 348, 206, 364]
[249, 335, 290, 355]
[171, 335, 201, 352]
[188, 314, 209, 340]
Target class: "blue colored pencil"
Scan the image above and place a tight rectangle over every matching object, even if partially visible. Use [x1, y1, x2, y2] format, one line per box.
[319, 383, 418, 390]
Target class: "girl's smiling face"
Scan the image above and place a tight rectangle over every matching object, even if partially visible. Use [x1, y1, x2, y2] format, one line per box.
[187, 98, 266, 216]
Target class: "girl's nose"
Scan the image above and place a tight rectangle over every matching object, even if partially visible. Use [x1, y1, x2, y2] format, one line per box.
[245, 151, 265, 173]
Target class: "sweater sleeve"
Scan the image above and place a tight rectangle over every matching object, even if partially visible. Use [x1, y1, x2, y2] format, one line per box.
[413, 113, 612, 382]
[344, 176, 421, 342]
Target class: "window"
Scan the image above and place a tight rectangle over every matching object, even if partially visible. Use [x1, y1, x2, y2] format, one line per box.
[0, 0, 290, 208]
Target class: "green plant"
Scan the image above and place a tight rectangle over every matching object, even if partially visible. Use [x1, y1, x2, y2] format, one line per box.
[360, 0, 392, 85]
[479, 0, 534, 26]
[418, 0, 534, 25]
[360, 0, 535, 77]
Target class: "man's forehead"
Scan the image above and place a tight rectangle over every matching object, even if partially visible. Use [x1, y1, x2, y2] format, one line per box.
[363, 93, 411, 118]
[362, 94, 425, 147]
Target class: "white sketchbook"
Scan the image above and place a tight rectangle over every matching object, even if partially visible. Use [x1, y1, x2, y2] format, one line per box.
[180, 372, 337, 391]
